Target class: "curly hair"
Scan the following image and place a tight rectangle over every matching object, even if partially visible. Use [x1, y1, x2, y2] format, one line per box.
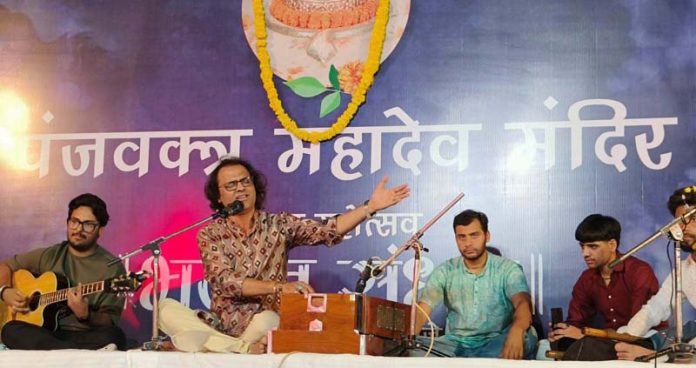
[204, 157, 267, 211]
[667, 186, 696, 216]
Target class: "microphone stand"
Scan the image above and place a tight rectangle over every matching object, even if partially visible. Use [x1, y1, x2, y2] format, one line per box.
[610, 206, 696, 363]
[635, 335, 695, 363]
[108, 204, 238, 350]
[609, 207, 696, 268]
[357, 193, 465, 356]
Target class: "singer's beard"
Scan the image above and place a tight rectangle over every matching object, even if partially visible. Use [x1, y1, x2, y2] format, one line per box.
[69, 240, 97, 251]
[68, 232, 99, 253]
[680, 238, 696, 253]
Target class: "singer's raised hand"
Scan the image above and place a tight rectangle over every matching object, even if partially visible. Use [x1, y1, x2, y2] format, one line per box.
[335, 176, 411, 235]
[366, 176, 411, 212]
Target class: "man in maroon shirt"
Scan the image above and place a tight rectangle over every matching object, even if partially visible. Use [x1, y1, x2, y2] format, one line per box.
[549, 214, 661, 351]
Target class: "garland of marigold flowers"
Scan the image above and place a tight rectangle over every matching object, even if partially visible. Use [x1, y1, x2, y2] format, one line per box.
[252, 0, 390, 143]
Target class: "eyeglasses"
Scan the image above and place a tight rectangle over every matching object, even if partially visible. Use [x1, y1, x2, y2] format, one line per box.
[219, 176, 253, 192]
[68, 218, 100, 233]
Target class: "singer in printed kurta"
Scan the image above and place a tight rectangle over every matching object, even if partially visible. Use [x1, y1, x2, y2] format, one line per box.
[198, 212, 342, 336]
[157, 156, 410, 353]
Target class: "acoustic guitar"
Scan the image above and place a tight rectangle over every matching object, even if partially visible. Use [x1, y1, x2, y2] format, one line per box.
[0, 269, 147, 331]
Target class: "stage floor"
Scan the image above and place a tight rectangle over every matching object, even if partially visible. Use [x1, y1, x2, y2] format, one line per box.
[0, 350, 671, 368]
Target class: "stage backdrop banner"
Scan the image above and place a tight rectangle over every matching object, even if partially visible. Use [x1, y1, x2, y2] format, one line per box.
[0, 0, 694, 342]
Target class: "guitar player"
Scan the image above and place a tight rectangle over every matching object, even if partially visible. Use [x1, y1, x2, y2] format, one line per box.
[0, 193, 127, 350]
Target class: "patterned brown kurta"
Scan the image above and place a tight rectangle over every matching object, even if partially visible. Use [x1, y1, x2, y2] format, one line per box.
[198, 211, 343, 337]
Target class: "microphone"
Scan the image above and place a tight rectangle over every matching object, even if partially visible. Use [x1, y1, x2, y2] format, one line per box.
[668, 225, 693, 253]
[215, 200, 244, 218]
[668, 224, 684, 242]
[355, 258, 374, 293]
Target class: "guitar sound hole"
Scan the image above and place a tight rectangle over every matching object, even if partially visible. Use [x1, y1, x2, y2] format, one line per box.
[28, 292, 41, 312]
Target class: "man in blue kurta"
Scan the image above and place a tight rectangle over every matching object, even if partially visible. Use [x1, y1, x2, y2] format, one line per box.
[416, 209, 537, 359]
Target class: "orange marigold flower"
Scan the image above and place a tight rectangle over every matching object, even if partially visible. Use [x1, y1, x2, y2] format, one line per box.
[338, 61, 364, 94]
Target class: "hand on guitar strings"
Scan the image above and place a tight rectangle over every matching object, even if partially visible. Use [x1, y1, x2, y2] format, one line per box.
[2, 288, 30, 313]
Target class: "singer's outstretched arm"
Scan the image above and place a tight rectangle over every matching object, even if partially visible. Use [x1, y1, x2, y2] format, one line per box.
[335, 176, 410, 235]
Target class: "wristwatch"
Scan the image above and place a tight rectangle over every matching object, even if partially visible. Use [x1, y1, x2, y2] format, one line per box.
[363, 200, 377, 219]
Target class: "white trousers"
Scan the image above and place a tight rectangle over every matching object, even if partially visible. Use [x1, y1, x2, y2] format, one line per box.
[158, 298, 279, 353]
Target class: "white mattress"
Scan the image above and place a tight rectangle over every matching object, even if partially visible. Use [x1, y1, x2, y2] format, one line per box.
[0, 350, 666, 368]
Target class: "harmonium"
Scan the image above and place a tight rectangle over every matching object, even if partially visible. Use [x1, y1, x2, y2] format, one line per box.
[269, 293, 411, 355]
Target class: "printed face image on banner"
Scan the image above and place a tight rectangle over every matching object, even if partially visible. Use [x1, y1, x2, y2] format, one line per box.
[242, 0, 410, 84]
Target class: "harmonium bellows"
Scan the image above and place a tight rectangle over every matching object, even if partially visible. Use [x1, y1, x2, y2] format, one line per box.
[269, 293, 411, 355]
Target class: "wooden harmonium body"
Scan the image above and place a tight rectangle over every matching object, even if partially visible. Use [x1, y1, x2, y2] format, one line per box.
[270, 293, 411, 355]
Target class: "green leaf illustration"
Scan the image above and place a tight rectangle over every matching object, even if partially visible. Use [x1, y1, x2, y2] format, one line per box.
[319, 91, 341, 118]
[283, 77, 327, 98]
[329, 65, 340, 90]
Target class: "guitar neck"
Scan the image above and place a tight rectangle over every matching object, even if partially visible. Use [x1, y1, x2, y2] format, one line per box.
[40, 281, 105, 306]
